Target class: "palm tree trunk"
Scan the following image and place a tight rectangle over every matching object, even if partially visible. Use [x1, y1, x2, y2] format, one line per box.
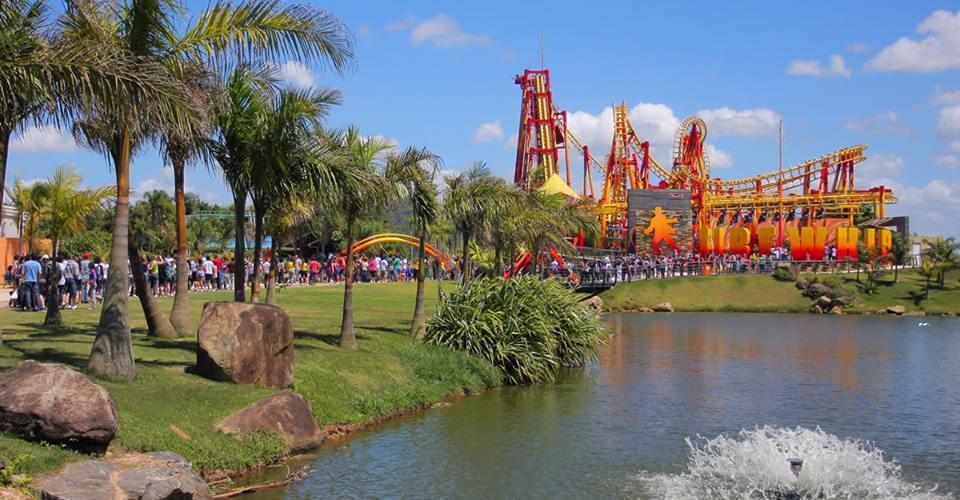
[232, 190, 247, 302]
[461, 231, 470, 282]
[493, 240, 503, 277]
[894, 265, 899, 283]
[44, 253, 61, 326]
[250, 204, 265, 303]
[411, 233, 427, 339]
[129, 239, 177, 338]
[89, 130, 136, 382]
[265, 236, 279, 306]
[338, 218, 358, 350]
[169, 159, 190, 333]
[0, 127, 10, 233]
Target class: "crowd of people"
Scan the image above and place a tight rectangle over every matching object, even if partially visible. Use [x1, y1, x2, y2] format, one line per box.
[4, 250, 457, 312]
[5, 253, 107, 311]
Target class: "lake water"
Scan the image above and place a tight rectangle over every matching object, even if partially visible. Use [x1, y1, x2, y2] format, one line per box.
[253, 313, 960, 499]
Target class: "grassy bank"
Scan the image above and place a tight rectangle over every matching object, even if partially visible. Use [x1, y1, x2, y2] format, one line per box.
[0, 281, 500, 479]
[600, 270, 960, 314]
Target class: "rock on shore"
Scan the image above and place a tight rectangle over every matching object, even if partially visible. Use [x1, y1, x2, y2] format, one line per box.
[36, 451, 210, 500]
[216, 390, 322, 452]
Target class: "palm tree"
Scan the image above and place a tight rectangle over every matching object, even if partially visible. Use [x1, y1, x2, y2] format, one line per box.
[5, 178, 48, 254]
[0, 0, 189, 233]
[64, 0, 352, 380]
[386, 147, 441, 339]
[442, 163, 506, 282]
[263, 196, 312, 305]
[34, 165, 112, 325]
[165, 1, 353, 331]
[325, 126, 395, 350]
[247, 87, 341, 302]
[513, 191, 599, 274]
[209, 65, 272, 302]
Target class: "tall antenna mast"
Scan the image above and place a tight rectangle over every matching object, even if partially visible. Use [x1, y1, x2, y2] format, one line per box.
[777, 115, 784, 246]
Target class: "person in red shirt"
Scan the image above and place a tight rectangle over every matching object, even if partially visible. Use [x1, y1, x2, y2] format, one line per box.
[213, 256, 224, 290]
[308, 258, 320, 284]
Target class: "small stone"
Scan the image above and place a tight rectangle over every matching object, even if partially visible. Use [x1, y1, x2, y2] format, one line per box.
[816, 295, 833, 307]
[636, 307, 654, 313]
[810, 304, 824, 314]
[652, 302, 674, 313]
[886, 305, 905, 315]
[580, 296, 604, 310]
[216, 390, 322, 453]
[829, 305, 843, 315]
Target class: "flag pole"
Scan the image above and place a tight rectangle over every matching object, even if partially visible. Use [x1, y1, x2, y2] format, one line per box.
[777, 115, 784, 247]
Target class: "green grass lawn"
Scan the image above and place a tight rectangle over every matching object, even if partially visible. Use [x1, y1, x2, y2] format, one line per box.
[600, 269, 960, 314]
[0, 281, 500, 479]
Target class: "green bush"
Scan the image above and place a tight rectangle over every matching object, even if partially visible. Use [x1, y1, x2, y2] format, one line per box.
[772, 266, 794, 282]
[423, 276, 608, 385]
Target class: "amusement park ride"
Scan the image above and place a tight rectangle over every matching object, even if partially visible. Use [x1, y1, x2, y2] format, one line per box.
[513, 69, 898, 260]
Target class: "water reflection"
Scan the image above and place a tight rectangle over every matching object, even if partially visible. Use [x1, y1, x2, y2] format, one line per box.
[253, 313, 960, 499]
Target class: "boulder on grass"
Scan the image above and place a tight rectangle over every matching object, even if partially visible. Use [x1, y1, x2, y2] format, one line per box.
[216, 390, 321, 453]
[886, 305, 905, 315]
[196, 302, 293, 388]
[652, 302, 674, 313]
[805, 283, 831, 298]
[816, 295, 833, 308]
[36, 451, 210, 500]
[580, 296, 604, 310]
[0, 361, 117, 451]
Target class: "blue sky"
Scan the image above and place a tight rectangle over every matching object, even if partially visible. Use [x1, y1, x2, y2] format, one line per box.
[7, 1, 960, 236]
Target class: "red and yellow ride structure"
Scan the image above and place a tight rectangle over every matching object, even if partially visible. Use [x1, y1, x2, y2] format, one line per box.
[513, 69, 897, 259]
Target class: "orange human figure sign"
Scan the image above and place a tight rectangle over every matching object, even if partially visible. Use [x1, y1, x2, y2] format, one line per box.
[643, 206, 680, 254]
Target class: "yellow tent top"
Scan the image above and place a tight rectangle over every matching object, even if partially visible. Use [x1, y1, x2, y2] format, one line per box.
[538, 173, 580, 200]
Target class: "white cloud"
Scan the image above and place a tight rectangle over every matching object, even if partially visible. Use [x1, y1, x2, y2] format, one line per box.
[888, 179, 960, 236]
[844, 112, 912, 137]
[866, 10, 960, 73]
[850, 154, 960, 236]
[846, 42, 870, 53]
[705, 144, 733, 169]
[389, 13, 490, 48]
[472, 121, 504, 144]
[856, 153, 905, 187]
[504, 132, 519, 149]
[11, 125, 78, 153]
[934, 154, 960, 169]
[277, 61, 315, 89]
[566, 102, 733, 173]
[785, 55, 852, 78]
[696, 107, 779, 138]
[130, 164, 220, 202]
[938, 105, 960, 138]
[929, 86, 960, 106]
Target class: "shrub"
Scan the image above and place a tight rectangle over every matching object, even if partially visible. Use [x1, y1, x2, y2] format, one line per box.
[423, 276, 608, 385]
[772, 266, 794, 282]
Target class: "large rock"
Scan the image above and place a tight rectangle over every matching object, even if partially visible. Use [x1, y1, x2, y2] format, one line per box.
[816, 295, 833, 308]
[216, 390, 321, 453]
[196, 302, 293, 387]
[805, 283, 832, 298]
[0, 361, 117, 450]
[581, 296, 604, 310]
[652, 302, 674, 313]
[886, 305, 905, 315]
[36, 452, 210, 500]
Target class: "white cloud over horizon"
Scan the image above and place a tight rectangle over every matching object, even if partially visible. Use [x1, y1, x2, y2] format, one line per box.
[278, 61, 315, 89]
[565, 102, 734, 172]
[388, 13, 490, 48]
[786, 55, 852, 78]
[866, 10, 960, 73]
[11, 126, 79, 154]
[472, 121, 505, 144]
[696, 107, 780, 139]
[845, 112, 912, 137]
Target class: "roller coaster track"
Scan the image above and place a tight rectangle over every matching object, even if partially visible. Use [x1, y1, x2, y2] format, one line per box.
[341, 233, 451, 270]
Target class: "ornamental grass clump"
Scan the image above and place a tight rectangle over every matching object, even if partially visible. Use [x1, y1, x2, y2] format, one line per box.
[423, 276, 607, 385]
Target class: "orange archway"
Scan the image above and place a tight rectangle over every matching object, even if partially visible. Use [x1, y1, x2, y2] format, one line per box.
[340, 233, 451, 270]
